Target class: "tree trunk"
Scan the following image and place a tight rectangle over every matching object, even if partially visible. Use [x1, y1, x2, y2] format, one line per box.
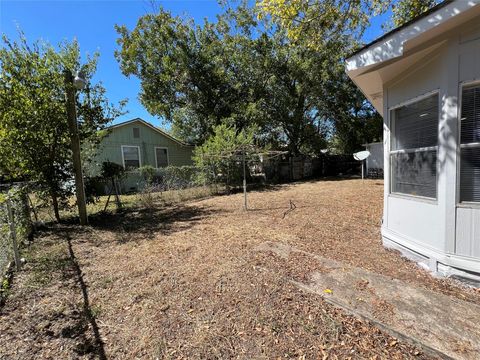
[51, 191, 60, 222]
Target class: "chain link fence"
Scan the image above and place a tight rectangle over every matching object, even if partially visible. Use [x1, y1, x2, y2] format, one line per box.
[0, 185, 32, 280]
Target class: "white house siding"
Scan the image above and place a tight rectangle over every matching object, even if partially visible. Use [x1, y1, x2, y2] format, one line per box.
[345, 2, 480, 281]
[381, 18, 480, 276]
[384, 44, 449, 255]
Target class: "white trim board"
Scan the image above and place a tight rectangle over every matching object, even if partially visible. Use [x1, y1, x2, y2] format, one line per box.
[346, 0, 480, 72]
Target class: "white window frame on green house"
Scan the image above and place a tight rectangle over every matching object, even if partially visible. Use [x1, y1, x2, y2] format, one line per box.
[388, 90, 440, 201]
[457, 80, 480, 208]
[154, 146, 169, 168]
[121, 145, 142, 169]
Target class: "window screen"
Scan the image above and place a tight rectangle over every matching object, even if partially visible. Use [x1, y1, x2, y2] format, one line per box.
[459, 85, 480, 202]
[133, 127, 140, 138]
[390, 94, 439, 198]
[122, 146, 140, 169]
[156, 148, 168, 168]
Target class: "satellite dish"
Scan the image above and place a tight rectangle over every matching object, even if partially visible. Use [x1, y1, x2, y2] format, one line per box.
[353, 150, 370, 161]
[353, 150, 371, 180]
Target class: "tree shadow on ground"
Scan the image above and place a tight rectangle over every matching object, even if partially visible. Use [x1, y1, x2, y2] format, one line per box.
[87, 203, 224, 243]
[7, 225, 109, 359]
[64, 231, 107, 359]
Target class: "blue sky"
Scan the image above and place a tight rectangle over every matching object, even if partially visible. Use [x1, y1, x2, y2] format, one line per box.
[0, 0, 389, 127]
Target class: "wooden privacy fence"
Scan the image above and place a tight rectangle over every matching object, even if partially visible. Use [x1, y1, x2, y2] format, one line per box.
[263, 154, 361, 183]
[0, 186, 32, 280]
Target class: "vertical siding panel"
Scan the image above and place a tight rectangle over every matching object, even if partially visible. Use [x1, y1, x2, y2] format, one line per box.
[456, 207, 473, 257]
[474, 211, 480, 258]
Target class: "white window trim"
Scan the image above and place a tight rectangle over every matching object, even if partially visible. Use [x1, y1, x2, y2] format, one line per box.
[390, 146, 437, 154]
[388, 90, 440, 200]
[154, 146, 169, 168]
[121, 145, 141, 169]
[388, 89, 440, 111]
[457, 80, 480, 205]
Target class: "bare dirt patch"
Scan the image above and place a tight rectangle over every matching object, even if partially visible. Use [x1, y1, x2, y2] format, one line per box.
[1, 179, 478, 359]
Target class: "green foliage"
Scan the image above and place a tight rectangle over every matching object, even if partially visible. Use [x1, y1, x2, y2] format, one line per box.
[256, 0, 389, 49]
[101, 161, 125, 180]
[256, 0, 438, 47]
[1, 278, 9, 291]
[193, 124, 256, 188]
[84, 161, 126, 204]
[0, 186, 31, 281]
[115, 4, 381, 156]
[321, 71, 383, 154]
[155, 166, 199, 190]
[115, 7, 263, 145]
[0, 32, 125, 221]
[390, 0, 439, 29]
[139, 165, 156, 185]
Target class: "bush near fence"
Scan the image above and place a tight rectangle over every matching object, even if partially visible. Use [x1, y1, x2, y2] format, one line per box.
[148, 165, 200, 190]
[129, 165, 201, 193]
[0, 186, 32, 280]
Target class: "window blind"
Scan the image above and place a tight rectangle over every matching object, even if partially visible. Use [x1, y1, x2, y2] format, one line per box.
[391, 151, 437, 198]
[390, 94, 438, 198]
[122, 146, 140, 169]
[393, 95, 439, 150]
[460, 85, 480, 202]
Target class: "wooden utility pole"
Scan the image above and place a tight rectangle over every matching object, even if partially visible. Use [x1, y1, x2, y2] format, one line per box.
[64, 70, 88, 225]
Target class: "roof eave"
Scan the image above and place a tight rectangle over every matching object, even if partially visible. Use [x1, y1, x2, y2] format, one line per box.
[346, 0, 480, 73]
[106, 118, 194, 147]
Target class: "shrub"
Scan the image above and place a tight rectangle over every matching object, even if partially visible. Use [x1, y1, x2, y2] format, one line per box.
[139, 165, 156, 185]
[193, 124, 260, 191]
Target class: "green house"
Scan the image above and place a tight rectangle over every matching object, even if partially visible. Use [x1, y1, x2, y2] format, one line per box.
[91, 118, 194, 193]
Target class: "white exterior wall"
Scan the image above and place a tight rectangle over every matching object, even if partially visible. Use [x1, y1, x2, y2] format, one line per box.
[384, 47, 449, 254]
[382, 19, 480, 277]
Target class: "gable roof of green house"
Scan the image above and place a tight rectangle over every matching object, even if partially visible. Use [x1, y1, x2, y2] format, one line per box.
[108, 118, 192, 146]
[91, 118, 194, 175]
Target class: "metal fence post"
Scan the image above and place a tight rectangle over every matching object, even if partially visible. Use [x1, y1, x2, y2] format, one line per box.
[6, 199, 21, 271]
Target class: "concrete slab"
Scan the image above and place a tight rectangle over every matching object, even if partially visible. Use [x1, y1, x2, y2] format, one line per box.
[255, 241, 480, 360]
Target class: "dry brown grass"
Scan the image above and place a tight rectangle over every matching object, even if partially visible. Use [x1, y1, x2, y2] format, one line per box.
[1, 178, 478, 359]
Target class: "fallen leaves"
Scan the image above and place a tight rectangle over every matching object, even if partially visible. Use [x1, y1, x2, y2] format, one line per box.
[1, 179, 475, 359]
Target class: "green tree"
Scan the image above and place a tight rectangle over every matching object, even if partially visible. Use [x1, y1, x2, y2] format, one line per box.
[194, 124, 256, 190]
[115, 5, 333, 154]
[390, 0, 439, 28]
[115, 4, 382, 156]
[115, 7, 264, 145]
[320, 68, 382, 154]
[256, 0, 389, 49]
[257, 0, 440, 45]
[0, 33, 125, 221]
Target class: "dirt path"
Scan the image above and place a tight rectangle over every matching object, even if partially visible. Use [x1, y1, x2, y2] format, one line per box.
[1, 179, 479, 359]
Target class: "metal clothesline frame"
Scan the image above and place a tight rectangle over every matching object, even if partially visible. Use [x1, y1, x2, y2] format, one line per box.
[198, 145, 289, 210]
